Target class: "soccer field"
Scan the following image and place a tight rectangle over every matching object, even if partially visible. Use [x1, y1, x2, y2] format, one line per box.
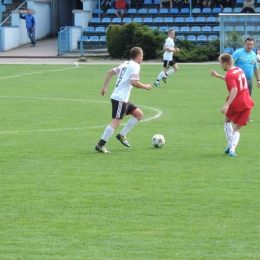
[1, 63, 260, 259]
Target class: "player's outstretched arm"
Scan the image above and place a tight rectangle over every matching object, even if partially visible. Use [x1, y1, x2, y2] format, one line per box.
[210, 69, 225, 81]
[130, 80, 152, 90]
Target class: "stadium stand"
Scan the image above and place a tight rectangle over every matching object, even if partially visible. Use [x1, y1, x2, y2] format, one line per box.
[137, 8, 148, 15]
[233, 7, 242, 12]
[95, 27, 106, 33]
[143, 17, 153, 24]
[100, 36, 107, 48]
[153, 17, 164, 25]
[223, 47, 234, 54]
[92, 8, 103, 17]
[165, 17, 174, 24]
[175, 17, 185, 24]
[179, 8, 189, 15]
[202, 7, 211, 15]
[208, 35, 218, 40]
[187, 35, 196, 42]
[148, 8, 158, 16]
[223, 7, 232, 12]
[169, 8, 179, 14]
[202, 26, 212, 33]
[159, 26, 168, 33]
[197, 35, 207, 43]
[85, 27, 95, 34]
[111, 17, 121, 23]
[196, 17, 206, 23]
[185, 17, 195, 24]
[212, 7, 221, 14]
[122, 17, 132, 23]
[192, 8, 201, 14]
[191, 26, 201, 33]
[85, 0, 238, 49]
[176, 35, 185, 40]
[171, 26, 179, 32]
[158, 8, 169, 15]
[101, 17, 111, 24]
[133, 17, 143, 23]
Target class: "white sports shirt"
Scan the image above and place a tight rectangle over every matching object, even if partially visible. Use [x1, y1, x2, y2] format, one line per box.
[110, 60, 140, 102]
[163, 37, 175, 61]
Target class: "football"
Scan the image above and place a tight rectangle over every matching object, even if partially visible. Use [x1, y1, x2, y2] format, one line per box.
[73, 62, 78, 67]
[152, 134, 165, 148]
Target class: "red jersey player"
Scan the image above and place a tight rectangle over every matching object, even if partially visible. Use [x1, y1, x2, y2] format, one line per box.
[210, 53, 254, 157]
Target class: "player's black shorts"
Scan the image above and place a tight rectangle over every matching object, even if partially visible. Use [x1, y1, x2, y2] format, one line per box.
[163, 60, 176, 68]
[111, 99, 137, 119]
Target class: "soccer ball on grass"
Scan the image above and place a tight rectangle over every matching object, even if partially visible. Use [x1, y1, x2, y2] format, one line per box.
[152, 134, 165, 148]
[73, 62, 79, 67]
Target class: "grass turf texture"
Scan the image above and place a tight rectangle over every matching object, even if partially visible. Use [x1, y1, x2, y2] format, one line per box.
[1, 63, 260, 259]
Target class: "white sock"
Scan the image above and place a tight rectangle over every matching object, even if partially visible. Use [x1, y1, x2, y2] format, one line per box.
[166, 68, 175, 76]
[101, 125, 115, 142]
[157, 71, 166, 81]
[224, 122, 233, 147]
[120, 117, 139, 136]
[230, 131, 240, 152]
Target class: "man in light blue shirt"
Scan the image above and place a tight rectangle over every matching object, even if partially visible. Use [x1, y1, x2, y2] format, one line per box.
[232, 37, 260, 122]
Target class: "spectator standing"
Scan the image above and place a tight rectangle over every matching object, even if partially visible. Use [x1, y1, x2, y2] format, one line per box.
[232, 37, 260, 122]
[241, 0, 255, 13]
[19, 9, 37, 47]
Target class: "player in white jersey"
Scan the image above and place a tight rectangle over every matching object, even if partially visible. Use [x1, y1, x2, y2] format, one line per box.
[95, 47, 152, 153]
[154, 28, 180, 87]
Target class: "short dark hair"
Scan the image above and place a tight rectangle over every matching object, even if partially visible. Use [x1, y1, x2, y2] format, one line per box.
[245, 37, 254, 43]
[130, 47, 142, 59]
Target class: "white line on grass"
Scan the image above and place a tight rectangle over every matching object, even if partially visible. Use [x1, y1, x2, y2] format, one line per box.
[0, 67, 75, 80]
[0, 95, 162, 135]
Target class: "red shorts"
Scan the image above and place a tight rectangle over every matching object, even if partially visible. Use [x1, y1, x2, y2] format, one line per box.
[226, 107, 252, 126]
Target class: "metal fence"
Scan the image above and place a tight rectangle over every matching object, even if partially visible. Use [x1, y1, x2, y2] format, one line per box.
[219, 14, 260, 54]
[58, 26, 83, 56]
[58, 25, 108, 56]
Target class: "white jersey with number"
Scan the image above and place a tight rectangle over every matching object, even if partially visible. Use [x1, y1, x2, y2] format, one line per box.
[110, 60, 140, 102]
[163, 37, 175, 61]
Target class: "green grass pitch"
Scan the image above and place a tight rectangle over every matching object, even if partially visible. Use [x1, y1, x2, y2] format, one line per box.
[1, 63, 260, 259]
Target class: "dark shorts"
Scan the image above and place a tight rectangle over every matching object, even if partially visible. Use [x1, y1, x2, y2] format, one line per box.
[163, 60, 176, 68]
[115, 9, 125, 14]
[111, 99, 137, 119]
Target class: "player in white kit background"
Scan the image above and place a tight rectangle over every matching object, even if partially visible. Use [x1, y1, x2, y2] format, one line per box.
[154, 28, 180, 87]
[95, 47, 152, 153]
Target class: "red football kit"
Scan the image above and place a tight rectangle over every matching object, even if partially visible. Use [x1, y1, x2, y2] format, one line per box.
[225, 67, 254, 125]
